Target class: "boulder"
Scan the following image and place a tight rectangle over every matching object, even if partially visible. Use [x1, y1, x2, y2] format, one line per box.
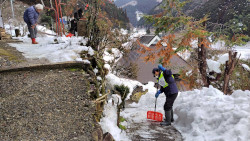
[131, 85, 148, 102]
[103, 132, 115, 141]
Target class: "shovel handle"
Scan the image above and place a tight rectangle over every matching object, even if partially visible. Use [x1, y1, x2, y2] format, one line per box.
[154, 98, 157, 112]
[154, 83, 159, 112]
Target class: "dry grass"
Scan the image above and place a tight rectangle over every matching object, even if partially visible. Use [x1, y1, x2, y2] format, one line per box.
[0, 48, 18, 60]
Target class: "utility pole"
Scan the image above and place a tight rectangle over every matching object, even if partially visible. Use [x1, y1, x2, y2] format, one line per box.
[10, 0, 14, 19]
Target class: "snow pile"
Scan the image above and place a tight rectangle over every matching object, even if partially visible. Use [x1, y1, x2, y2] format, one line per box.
[106, 73, 143, 100]
[207, 59, 221, 73]
[233, 42, 250, 60]
[104, 73, 250, 141]
[130, 28, 146, 39]
[211, 41, 227, 50]
[177, 50, 191, 61]
[103, 74, 162, 140]
[4, 23, 27, 36]
[218, 53, 229, 64]
[4, 24, 57, 37]
[99, 99, 130, 141]
[121, 28, 128, 35]
[207, 52, 243, 73]
[242, 64, 250, 71]
[9, 36, 93, 63]
[103, 48, 122, 63]
[36, 25, 56, 36]
[174, 86, 250, 141]
[211, 40, 250, 61]
[121, 81, 166, 122]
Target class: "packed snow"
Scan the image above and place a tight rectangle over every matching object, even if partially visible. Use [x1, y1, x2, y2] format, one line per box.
[36, 25, 56, 36]
[129, 28, 146, 39]
[9, 36, 93, 63]
[233, 42, 250, 60]
[4, 22, 250, 141]
[174, 86, 250, 141]
[103, 73, 250, 141]
[207, 59, 222, 73]
[99, 97, 130, 141]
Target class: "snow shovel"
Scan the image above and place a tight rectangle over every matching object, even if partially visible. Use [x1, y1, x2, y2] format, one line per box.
[147, 87, 163, 122]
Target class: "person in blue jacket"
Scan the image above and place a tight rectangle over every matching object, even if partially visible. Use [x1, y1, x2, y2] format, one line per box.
[152, 64, 178, 126]
[23, 4, 43, 44]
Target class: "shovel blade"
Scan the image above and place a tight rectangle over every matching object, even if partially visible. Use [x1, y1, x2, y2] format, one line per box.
[147, 111, 163, 122]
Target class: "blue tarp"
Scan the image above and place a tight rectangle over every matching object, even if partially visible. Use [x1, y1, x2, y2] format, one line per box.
[59, 18, 67, 24]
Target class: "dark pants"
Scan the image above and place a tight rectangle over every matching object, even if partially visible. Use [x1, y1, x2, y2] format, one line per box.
[164, 93, 178, 111]
[27, 25, 37, 39]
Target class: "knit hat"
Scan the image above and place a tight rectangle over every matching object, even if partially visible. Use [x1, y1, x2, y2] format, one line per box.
[152, 68, 159, 75]
[35, 4, 44, 10]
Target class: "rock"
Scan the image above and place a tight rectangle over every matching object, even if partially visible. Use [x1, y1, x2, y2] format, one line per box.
[92, 126, 103, 141]
[103, 132, 115, 141]
[131, 85, 148, 102]
[132, 85, 144, 95]
[131, 90, 148, 102]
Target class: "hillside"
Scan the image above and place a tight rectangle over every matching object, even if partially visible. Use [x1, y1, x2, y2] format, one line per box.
[137, 0, 250, 37]
[137, 0, 209, 27]
[191, 0, 250, 36]
[17, 0, 130, 29]
[114, 0, 161, 27]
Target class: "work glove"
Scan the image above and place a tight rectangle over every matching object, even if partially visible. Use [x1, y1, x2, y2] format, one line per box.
[158, 64, 166, 71]
[155, 90, 162, 98]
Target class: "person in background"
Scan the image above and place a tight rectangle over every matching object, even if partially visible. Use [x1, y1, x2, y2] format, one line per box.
[23, 4, 43, 44]
[152, 64, 179, 126]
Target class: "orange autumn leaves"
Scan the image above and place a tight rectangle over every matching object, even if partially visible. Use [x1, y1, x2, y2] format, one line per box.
[137, 0, 211, 66]
[137, 28, 211, 66]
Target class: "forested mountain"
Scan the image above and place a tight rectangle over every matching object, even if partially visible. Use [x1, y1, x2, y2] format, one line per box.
[114, 0, 161, 26]
[138, 0, 250, 36]
[101, 2, 130, 28]
[191, 0, 250, 36]
[137, 0, 209, 27]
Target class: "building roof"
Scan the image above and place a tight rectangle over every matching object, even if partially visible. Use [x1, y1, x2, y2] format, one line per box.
[139, 35, 156, 45]
[117, 49, 192, 84]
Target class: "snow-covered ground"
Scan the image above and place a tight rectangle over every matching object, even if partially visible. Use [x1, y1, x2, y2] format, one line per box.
[103, 73, 250, 141]
[211, 41, 250, 61]
[233, 42, 250, 60]
[178, 40, 250, 61]
[5, 24, 250, 141]
[9, 36, 93, 63]
[174, 86, 250, 141]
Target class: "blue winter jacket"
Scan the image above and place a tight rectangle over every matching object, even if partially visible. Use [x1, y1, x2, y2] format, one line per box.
[23, 6, 39, 26]
[159, 69, 179, 96]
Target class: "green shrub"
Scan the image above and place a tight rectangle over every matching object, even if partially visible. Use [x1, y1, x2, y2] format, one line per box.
[114, 84, 130, 97]
[119, 124, 127, 130]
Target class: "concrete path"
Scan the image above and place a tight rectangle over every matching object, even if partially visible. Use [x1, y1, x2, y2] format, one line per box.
[126, 118, 183, 141]
[124, 100, 183, 141]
